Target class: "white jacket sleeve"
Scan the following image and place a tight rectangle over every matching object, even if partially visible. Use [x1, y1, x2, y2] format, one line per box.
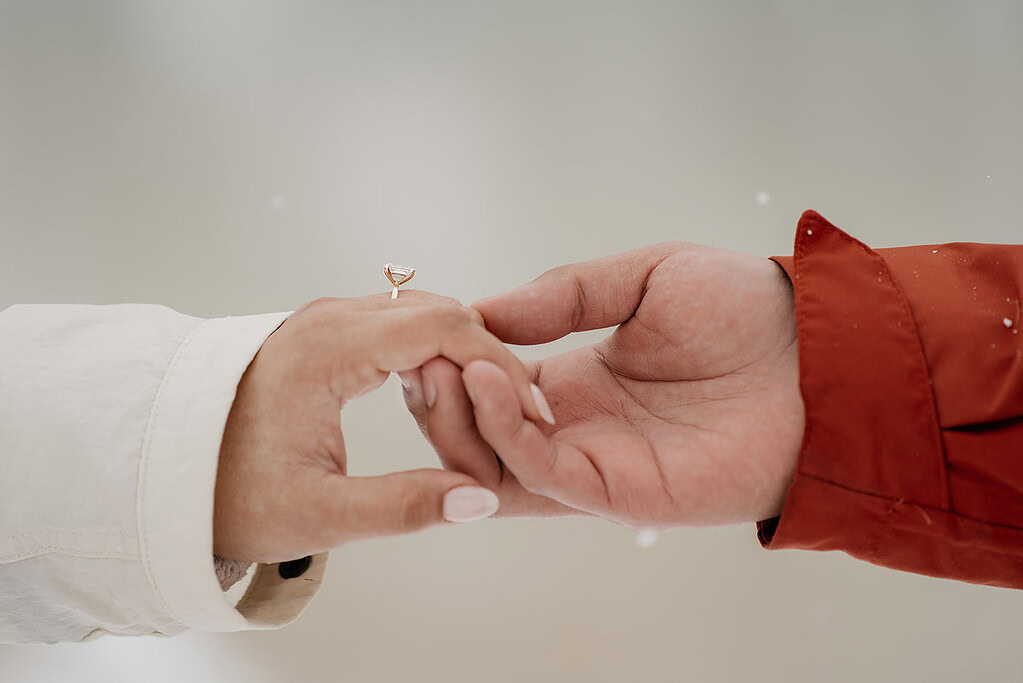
[0, 304, 327, 643]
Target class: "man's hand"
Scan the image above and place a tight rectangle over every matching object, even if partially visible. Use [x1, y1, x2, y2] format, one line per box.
[214, 292, 549, 563]
[406, 243, 805, 528]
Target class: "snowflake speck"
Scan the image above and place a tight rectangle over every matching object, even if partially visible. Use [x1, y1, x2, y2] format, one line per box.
[635, 529, 659, 548]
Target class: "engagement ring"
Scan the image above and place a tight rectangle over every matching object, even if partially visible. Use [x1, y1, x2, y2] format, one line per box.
[383, 263, 415, 300]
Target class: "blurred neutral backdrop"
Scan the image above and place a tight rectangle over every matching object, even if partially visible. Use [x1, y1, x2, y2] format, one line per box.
[2, 1, 1022, 681]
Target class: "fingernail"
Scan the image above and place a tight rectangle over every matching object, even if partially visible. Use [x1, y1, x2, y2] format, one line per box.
[531, 383, 556, 425]
[423, 373, 436, 408]
[443, 486, 499, 523]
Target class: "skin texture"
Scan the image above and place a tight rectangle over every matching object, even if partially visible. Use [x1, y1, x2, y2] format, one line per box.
[214, 292, 545, 562]
[405, 242, 806, 529]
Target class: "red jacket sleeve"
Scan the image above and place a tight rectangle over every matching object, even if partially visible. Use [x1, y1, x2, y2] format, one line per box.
[759, 210, 1023, 589]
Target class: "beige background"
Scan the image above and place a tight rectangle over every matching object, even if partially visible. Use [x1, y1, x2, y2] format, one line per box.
[2, 1, 1022, 681]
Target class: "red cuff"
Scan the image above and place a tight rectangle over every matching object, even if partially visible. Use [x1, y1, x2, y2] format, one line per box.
[759, 211, 1023, 589]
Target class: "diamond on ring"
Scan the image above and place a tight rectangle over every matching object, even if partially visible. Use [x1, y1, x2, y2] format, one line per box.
[383, 263, 415, 299]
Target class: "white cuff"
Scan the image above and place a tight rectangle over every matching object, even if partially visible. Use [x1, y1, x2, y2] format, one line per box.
[137, 312, 324, 632]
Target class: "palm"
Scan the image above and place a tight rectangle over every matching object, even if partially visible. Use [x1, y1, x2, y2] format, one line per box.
[527, 247, 802, 526]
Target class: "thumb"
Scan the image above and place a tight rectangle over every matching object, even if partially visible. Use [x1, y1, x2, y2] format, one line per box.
[472, 242, 683, 344]
[326, 470, 500, 541]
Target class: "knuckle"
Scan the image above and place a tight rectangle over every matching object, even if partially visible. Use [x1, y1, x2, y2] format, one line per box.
[295, 297, 337, 316]
[513, 459, 557, 497]
[541, 264, 572, 283]
[393, 486, 433, 532]
[517, 471, 552, 498]
[433, 304, 474, 327]
[570, 274, 588, 332]
[537, 266, 586, 331]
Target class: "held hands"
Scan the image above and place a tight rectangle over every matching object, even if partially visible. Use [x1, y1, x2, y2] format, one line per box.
[215, 241, 806, 563]
[407, 243, 806, 529]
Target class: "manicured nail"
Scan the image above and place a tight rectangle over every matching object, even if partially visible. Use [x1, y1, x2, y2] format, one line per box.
[531, 383, 556, 425]
[423, 373, 436, 408]
[443, 486, 499, 523]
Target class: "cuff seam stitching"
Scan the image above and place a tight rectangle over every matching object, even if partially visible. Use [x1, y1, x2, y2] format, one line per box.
[135, 318, 212, 628]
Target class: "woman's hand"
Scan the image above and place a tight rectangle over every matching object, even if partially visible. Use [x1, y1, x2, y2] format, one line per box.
[213, 292, 550, 562]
